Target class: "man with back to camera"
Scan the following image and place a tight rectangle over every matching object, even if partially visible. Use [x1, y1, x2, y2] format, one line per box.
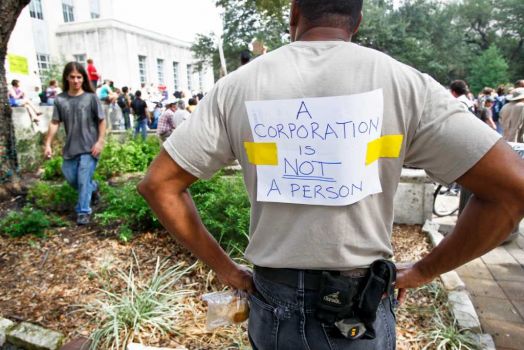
[450, 80, 475, 114]
[500, 88, 524, 143]
[138, 1, 524, 349]
[131, 90, 151, 139]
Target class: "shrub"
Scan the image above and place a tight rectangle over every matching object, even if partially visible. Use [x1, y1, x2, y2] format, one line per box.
[95, 180, 160, 234]
[96, 136, 161, 180]
[0, 206, 67, 238]
[190, 172, 250, 255]
[27, 181, 77, 212]
[42, 156, 64, 180]
[41, 136, 160, 182]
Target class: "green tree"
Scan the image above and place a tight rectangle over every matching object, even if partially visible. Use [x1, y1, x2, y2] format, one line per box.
[467, 45, 509, 94]
[493, 0, 524, 79]
[456, 0, 524, 81]
[191, 0, 289, 78]
[355, 0, 472, 83]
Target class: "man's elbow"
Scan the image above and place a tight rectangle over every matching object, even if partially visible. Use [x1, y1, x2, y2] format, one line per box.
[514, 188, 524, 219]
[499, 179, 524, 223]
[137, 177, 155, 201]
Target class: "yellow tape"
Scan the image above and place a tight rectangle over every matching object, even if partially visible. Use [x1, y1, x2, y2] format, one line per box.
[244, 142, 278, 166]
[366, 135, 404, 165]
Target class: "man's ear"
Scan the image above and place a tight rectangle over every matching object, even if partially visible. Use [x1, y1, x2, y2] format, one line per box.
[290, 0, 300, 27]
[289, 0, 300, 41]
[352, 12, 363, 34]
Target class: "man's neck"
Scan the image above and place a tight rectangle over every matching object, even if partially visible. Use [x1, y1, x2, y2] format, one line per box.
[295, 27, 352, 42]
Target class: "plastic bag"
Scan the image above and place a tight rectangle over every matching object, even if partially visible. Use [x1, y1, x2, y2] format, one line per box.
[202, 290, 249, 330]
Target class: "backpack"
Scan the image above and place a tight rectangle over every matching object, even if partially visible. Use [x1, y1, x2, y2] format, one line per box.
[117, 95, 127, 109]
[492, 96, 505, 122]
[460, 101, 480, 118]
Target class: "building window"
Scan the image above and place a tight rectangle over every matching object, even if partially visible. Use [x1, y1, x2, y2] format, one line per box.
[62, 0, 75, 23]
[187, 64, 193, 92]
[89, 0, 100, 19]
[29, 0, 44, 20]
[198, 69, 205, 92]
[73, 54, 86, 66]
[138, 55, 147, 84]
[172, 62, 179, 91]
[157, 59, 164, 85]
[36, 53, 50, 76]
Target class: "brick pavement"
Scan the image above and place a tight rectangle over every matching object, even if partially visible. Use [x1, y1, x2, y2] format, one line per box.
[434, 215, 524, 350]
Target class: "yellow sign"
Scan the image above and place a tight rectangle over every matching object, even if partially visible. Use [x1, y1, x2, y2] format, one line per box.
[8, 54, 29, 75]
[244, 142, 278, 166]
[366, 135, 404, 165]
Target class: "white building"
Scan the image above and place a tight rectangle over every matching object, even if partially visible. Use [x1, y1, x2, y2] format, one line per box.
[6, 0, 214, 96]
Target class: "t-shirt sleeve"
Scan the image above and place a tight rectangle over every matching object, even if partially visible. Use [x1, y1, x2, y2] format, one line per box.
[163, 82, 235, 179]
[52, 98, 61, 122]
[92, 94, 105, 121]
[404, 75, 501, 184]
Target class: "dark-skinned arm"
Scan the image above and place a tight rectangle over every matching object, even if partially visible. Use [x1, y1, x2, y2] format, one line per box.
[137, 149, 254, 293]
[396, 140, 524, 301]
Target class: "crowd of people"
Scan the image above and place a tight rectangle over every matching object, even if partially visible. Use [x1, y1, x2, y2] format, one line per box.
[8, 57, 204, 142]
[103, 82, 202, 140]
[450, 79, 524, 142]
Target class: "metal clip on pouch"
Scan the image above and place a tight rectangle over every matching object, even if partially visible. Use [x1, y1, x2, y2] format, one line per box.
[315, 259, 396, 340]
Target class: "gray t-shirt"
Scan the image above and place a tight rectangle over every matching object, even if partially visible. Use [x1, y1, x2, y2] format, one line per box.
[164, 41, 501, 270]
[52, 92, 105, 159]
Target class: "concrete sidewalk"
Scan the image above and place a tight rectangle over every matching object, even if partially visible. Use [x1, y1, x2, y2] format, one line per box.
[433, 215, 524, 350]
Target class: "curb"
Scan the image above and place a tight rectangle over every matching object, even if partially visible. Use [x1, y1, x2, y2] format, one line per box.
[421, 220, 496, 350]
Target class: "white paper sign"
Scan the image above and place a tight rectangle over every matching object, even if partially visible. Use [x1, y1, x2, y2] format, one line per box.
[245, 89, 384, 206]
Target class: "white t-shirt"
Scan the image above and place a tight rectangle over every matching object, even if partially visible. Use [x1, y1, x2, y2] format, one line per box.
[457, 94, 475, 112]
[164, 41, 500, 269]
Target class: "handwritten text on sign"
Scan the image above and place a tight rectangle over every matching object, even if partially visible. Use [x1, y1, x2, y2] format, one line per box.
[245, 90, 386, 206]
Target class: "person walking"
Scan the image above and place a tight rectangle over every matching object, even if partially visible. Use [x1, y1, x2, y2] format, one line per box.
[493, 85, 507, 134]
[44, 62, 106, 225]
[479, 96, 497, 130]
[87, 58, 100, 89]
[117, 86, 132, 130]
[156, 100, 177, 141]
[131, 90, 150, 139]
[138, 1, 524, 349]
[500, 87, 524, 142]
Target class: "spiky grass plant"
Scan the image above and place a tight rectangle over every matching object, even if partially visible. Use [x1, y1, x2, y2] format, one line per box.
[422, 312, 479, 350]
[84, 256, 196, 349]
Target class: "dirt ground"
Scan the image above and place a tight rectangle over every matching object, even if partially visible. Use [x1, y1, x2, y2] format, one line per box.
[0, 208, 438, 349]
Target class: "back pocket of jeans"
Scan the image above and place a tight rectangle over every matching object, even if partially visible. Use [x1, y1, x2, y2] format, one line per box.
[248, 291, 280, 350]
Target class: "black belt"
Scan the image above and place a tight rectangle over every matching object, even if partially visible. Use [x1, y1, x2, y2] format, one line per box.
[254, 265, 368, 290]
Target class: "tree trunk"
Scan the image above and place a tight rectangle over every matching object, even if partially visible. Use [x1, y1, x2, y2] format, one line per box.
[0, 0, 30, 186]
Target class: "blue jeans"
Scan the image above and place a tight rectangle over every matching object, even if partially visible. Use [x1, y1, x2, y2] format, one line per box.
[62, 154, 98, 214]
[248, 271, 396, 350]
[123, 110, 131, 130]
[134, 118, 148, 139]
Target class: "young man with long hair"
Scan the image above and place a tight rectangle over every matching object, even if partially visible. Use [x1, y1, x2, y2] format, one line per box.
[44, 62, 106, 225]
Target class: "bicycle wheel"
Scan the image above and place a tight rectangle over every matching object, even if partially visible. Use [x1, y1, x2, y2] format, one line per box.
[433, 184, 460, 217]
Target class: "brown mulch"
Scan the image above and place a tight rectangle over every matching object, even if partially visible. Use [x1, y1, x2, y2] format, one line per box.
[0, 221, 439, 349]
